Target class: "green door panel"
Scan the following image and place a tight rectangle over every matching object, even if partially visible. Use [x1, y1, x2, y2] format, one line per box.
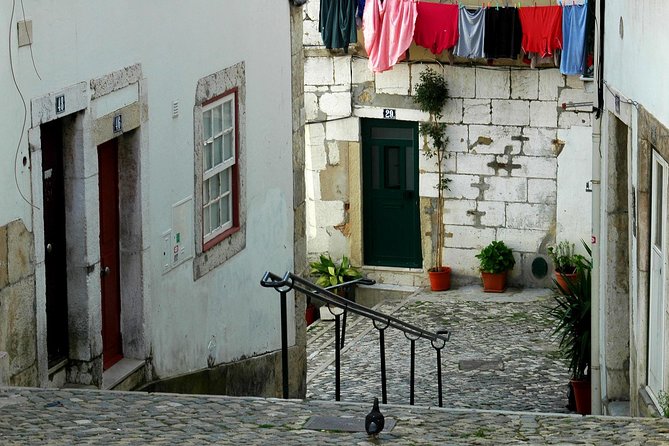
[362, 119, 422, 267]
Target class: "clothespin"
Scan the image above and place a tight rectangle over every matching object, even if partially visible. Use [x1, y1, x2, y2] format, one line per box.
[496, 1, 499, 10]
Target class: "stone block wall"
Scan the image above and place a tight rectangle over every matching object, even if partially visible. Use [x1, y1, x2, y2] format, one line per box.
[303, 7, 594, 287]
[0, 220, 38, 386]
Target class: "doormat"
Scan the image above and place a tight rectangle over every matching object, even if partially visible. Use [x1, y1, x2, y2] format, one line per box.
[303, 416, 396, 432]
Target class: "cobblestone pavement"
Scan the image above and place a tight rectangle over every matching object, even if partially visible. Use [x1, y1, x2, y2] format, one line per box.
[3, 387, 669, 445]
[307, 286, 572, 413]
[5, 286, 669, 444]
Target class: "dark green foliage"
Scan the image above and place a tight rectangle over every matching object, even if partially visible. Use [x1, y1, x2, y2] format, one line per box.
[549, 241, 592, 380]
[414, 68, 449, 118]
[309, 254, 362, 287]
[548, 241, 584, 274]
[475, 241, 516, 274]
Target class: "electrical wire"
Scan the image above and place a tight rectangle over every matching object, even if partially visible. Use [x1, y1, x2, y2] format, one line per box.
[20, 0, 41, 80]
[9, 0, 39, 210]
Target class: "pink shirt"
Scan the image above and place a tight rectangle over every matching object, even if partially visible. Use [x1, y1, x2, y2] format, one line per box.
[363, 0, 417, 73]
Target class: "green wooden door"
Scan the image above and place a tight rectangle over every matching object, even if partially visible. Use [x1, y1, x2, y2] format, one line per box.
[362, 119, 421, 267]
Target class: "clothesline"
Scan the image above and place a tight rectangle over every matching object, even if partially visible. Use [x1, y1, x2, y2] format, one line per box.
[442, 0, 588, 6]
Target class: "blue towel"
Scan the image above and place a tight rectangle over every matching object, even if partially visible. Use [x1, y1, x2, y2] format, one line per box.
[560, 4, 588, 75]
[357, 0, 365, 18]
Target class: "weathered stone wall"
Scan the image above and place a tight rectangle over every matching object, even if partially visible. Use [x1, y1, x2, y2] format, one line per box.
[0, 220, 38, 386]
[303, 4, 594, 287]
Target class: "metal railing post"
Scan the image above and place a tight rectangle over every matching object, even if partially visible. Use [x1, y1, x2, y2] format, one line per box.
[280, 289, 289, 399]
[437, 348, 443, 407]
[410, 339, 416, 405]
[335, 311, 341, 401]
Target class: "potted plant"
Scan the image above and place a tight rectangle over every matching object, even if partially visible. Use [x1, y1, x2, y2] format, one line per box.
[548, 241, 584, 292]
[309, 254, 362, 287]
[413, 67, 452, 291]
[475, 240, 515, 292]
[549, 242, 592, 415]
[309, 254, 362, 320]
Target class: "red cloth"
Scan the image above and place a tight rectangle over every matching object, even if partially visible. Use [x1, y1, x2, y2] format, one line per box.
[518, 6, 563, 57]
[414, 2, 459, 55]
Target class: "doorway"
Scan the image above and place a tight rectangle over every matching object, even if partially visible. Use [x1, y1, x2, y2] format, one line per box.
[98, 138, 123, 370]
[361, 119, 421, 268]
[40, 120, 70, 367]
[648, 150, 668, 396]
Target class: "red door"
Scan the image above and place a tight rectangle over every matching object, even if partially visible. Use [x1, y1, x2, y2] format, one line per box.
[98, 139, 123, 370]
[41, 120, 70, 366]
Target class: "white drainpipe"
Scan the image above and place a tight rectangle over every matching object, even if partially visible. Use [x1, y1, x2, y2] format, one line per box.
[591, 117, 603, 415]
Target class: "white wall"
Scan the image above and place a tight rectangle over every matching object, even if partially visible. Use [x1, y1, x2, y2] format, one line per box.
[1, 0, 295, 377]
[604, 0, 669, 125]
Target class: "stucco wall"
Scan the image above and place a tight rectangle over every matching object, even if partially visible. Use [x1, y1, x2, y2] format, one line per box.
[303, 3, 593, 287]
[1, 0, 304, 392]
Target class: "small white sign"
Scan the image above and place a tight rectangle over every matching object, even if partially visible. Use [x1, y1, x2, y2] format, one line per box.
[383, 108, 396, 119]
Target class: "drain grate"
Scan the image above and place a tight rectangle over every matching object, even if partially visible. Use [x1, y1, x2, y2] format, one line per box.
[303, 416, 396, 433]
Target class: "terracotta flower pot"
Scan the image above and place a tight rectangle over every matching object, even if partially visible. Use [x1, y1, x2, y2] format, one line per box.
[429, 266, 451, 291]
[570, 379, 591, 415]
[481, 271, 507, 293]
[555, 271, 578, 293]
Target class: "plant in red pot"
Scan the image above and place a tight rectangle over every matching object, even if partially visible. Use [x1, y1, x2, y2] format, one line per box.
[475, 241, 515, 293]
[549, 242, 592, 415]
[548, 241, 584, 292]
[413, 68, 453, 291]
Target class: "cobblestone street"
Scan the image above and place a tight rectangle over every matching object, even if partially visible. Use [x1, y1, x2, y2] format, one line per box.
[307, 286, 571, 413]
[4, 286, 669, 444]
[2, 386, 669, 445]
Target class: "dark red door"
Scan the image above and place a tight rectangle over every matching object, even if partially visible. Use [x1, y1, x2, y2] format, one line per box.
[41, 120, 70, 366]
[98, 139, 123, 370]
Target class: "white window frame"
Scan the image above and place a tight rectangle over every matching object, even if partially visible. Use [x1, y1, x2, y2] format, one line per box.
[202, 92, 237, 245]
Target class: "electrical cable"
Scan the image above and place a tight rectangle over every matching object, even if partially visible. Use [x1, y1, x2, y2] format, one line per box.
[9, 0, 39, 209]
[20, 0, 41, 80]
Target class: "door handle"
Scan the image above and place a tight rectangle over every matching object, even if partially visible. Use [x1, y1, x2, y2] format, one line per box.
[46, 243, 53, 253]
[403, 191, 414, 199]
[100, 266, 110, 277]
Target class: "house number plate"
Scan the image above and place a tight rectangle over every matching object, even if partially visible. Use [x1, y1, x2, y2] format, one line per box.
[383, 108, 396, 119]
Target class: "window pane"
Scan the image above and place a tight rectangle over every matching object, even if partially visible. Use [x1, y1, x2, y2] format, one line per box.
[203, 110, 212, 140]
[213, 105, 222, 134]
[224, 131, 233, 161]
[211, 200, 221, 230]
[204, 142, 213, 170]
[204, 205, 211, 235]
[371, 127, 414, 141]
[210, 174, 220, 200]
[203, 178, 210, 203]
[214, 136, 223, 166]
[371, 145, 379, 189]
[223, 100, 233, 129]
[655, 161, 664, 248]
[384, 146, 400, 189]
[406, 146, 414, 191]
[221, 194, 230, 226]
[221, 169, 230, 194]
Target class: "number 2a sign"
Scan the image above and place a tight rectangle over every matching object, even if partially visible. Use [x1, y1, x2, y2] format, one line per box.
[383, 108, 396, 119]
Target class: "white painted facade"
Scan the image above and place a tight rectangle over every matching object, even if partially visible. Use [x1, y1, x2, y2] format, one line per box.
[595, 0, 669, 416]
[303, 1, 593, 288]
[0, 1, 303, 391]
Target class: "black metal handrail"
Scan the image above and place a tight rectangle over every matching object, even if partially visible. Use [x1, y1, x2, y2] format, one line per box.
[261, 271, 450, 406]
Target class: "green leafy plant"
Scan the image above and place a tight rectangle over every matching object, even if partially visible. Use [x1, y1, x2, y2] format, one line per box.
[475, 241, 515, 274]
[413, 67, 451, 270]
[548, 241, 584, 274]
[309, 255, 362, 287]
[549, 241, 592, 381]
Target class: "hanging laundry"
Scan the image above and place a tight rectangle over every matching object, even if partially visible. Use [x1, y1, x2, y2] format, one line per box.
[454, 7, 486, 59]
[363, 0, 417, 73]
[484, 7, 522, 59]
[560, 3, 587, 75]
[320, 0, 358, 51]
[518, 6, 563, 58]
[357, 0, 365, 18]
[413, 2, 459, 55]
